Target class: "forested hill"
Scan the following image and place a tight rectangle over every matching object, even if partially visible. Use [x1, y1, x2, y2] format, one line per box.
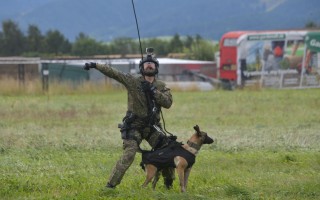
[0, 0, 320, 41]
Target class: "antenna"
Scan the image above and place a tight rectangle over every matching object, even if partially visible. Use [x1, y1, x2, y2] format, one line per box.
[131, 0, 143, 60]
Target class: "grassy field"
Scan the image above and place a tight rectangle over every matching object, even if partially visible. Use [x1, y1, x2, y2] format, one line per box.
[0, 87, 320, 199]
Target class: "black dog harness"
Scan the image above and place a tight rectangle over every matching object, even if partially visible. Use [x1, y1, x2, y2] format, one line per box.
[142, 142, 196, 169]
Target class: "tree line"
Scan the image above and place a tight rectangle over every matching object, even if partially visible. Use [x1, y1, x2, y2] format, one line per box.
[0, 20, 218, 61]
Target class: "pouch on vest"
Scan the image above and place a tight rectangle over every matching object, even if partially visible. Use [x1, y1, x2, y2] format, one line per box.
[118, 111, 137, 140]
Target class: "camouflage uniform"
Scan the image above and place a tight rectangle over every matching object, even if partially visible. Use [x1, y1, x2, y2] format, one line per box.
[95, 63, 175, 187]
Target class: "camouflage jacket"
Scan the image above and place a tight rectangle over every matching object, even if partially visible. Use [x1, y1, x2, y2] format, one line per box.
[96, 63, 172, 128]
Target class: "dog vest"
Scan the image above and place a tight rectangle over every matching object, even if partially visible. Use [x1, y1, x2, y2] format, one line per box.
[142, 143, 196, 169]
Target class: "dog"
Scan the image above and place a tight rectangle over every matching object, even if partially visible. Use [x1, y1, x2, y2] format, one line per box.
[141, 125, 214, 192]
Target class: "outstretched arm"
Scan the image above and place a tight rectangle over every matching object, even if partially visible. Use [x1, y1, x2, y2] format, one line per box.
[84, 62, 133, 87]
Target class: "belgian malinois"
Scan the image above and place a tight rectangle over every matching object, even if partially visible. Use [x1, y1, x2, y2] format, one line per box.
[141, 125, 214, 192]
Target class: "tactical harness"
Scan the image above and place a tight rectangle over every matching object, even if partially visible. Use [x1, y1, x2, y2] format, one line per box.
[118, 81, 176, 151]
[141, 141, 196, 169]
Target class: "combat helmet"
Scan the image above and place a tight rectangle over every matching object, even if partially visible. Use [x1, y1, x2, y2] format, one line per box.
[139, 47, 159, 75]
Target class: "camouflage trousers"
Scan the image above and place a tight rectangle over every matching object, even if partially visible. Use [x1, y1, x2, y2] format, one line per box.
[107, 127, 175, 187]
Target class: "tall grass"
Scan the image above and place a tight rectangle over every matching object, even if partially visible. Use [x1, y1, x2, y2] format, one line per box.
[0, 78, 117, 96]
[0, 83, 319, 199]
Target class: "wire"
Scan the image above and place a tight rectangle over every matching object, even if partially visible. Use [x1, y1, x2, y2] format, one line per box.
[131, 0, 143, 60]
[131, 0, 175, 139]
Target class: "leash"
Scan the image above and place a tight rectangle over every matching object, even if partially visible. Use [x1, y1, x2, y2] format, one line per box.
[160, 110, 176, 139]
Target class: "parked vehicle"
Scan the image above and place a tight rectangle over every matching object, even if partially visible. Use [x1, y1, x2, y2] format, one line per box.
[218, 30, 320, 89]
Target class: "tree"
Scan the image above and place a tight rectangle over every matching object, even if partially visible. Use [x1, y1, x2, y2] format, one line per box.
[305, 21, 319, 28]
[43, 30, 71, 55]
[184, 35, 194, 49]
[0, 19, 219, 59]
[1, 20, 25, 56]
[0, 32, 4, 55]
[169, 33, 183, 53]
[72, 33, 109, 56]
[109, 37, 137, 55]
[26, 24, 44, 53]
[186, 39, 216, 61]
[142, 38, 169, 56]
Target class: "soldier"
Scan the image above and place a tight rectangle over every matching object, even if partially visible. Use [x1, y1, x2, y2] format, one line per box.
[84, 48, 175, 189]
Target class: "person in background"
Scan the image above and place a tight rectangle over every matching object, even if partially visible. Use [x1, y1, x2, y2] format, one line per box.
[273, 43, 284, 70]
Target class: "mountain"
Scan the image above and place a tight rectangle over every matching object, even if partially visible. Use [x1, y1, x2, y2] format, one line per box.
[0, 0, 319, 42]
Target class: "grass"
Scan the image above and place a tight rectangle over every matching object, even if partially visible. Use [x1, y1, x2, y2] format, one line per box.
[1, 85, 320, 199]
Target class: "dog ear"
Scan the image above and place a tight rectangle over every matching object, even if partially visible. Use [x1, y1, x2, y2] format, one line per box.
[193, 125, 201, 136]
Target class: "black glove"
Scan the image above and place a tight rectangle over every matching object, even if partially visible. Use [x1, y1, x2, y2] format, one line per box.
[141, 80, 157, 95]
[83, 62, 97, 70]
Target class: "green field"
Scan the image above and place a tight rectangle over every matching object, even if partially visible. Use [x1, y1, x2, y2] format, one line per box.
[1, 88, 319, 199]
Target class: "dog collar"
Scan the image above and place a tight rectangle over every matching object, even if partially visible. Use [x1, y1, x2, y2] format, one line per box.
[187, 140, 201, 151]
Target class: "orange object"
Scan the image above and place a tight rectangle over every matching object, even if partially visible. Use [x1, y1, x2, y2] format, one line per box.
[274, 45, 283, 57]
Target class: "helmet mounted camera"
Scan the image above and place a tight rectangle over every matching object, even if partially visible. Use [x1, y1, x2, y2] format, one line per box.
[139, 47, 159, 75]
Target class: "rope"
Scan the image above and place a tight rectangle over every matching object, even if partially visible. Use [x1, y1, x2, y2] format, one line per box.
[131, 0, 143, 60]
